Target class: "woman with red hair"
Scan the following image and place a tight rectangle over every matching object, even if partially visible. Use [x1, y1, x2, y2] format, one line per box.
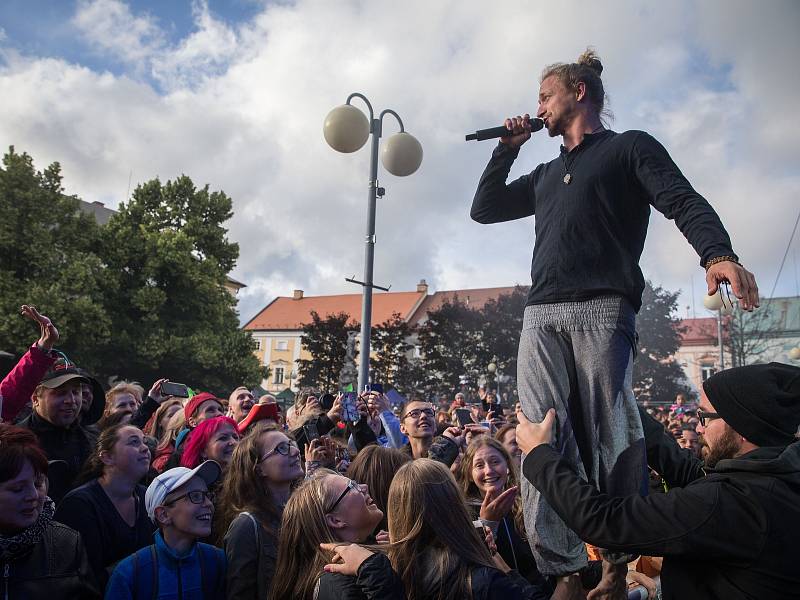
[181, 416, 240, 470]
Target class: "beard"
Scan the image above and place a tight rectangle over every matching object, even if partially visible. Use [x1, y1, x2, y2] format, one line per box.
[704, 425, 742, 468]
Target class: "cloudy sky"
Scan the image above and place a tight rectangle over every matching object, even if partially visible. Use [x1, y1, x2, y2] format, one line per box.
[1, 0, 798, 325]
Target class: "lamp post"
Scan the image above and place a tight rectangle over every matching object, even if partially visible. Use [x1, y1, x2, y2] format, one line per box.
[324, 93, 423, 392]
[703, 290, 733, 371]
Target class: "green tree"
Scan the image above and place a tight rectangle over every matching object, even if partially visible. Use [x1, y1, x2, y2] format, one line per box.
[296, 311, 356, 391]
[633, 281, 692, 404]
[479, 286, 529, 390]
[0, 147, 111, 368]
[416, 296, 486, 395]
[370, 312, 423, 396]
[97, 175, 263, 393]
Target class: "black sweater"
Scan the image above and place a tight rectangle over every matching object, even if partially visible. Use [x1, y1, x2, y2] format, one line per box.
[53, 479, 155, 590]
[471, 130, 736, 311]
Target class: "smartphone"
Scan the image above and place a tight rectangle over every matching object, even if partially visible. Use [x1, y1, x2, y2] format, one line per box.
[302, 422, 320, 443]
[455, 408, 473, 427]
[319, 393, 335, 410]
[341, 391, 360, 422]
[364, 383, 384, 394]
[160, 381, 189, 398]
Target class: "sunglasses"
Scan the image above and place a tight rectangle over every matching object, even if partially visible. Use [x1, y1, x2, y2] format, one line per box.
[697, 410, 720, 427]
[326, 478, 362, 514]
[164, 489, 214, 506]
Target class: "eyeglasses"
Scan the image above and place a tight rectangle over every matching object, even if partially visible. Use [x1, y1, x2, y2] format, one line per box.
[326, 478, 362, 514]
[403, 408, 435, 420]
[164, 490, 214, 506]
[697, 410, 720, 427]
[259, 440, 298, 462]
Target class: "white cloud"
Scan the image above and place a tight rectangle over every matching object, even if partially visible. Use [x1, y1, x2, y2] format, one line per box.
[2, 0, 798, 325]
[72, 0, 165, 68]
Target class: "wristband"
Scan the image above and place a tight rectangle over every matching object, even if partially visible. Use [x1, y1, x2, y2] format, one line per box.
[704, 255, 740, 271]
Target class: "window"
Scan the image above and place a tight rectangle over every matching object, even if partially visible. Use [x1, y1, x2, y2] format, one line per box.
[253, 339, 262, 351]
[276, 340, 289, 351]
[700, 364, 716, 382]
[274, 367, 284, 385]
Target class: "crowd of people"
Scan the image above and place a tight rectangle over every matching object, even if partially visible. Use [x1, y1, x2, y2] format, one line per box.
[1, 302, 798, 600]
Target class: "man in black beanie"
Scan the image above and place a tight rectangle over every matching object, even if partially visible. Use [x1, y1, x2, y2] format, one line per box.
[515, 362, 800, 600]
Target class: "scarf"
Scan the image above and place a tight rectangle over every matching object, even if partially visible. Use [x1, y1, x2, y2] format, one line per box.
[0, 497, 55, 562]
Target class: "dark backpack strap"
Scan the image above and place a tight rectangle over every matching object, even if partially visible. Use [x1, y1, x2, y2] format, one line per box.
[150, 545, 158, 600]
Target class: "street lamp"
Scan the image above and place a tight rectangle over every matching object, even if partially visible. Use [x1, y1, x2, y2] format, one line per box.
[703, 290, 733, 370]
[324, 93, 423, 392]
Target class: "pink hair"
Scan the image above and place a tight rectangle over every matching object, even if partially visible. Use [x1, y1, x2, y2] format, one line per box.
[180, 415, 238, 469]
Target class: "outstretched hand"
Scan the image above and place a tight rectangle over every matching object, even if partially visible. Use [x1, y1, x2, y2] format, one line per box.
[705, 261, 759, 311]
[515, 408, 556, 454]
[21, 305, 59, 351]
[320, 542, 374, 576]
[479, 485, 518, 522]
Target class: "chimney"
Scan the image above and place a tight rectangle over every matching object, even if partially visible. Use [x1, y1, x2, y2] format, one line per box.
[416, 279, 428, 294]
[91, 201, 105, 207]
[293, 290, 304, 300]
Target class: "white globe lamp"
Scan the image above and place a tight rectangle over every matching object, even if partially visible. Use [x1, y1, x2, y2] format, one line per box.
[323, 104, 370, 153]
[703, 293, 723, 311]
[381, 132, 423, 176]
[789, 347, 800, 360]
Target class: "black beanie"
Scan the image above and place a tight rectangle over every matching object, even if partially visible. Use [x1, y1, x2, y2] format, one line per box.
[702, 362, 800, 447]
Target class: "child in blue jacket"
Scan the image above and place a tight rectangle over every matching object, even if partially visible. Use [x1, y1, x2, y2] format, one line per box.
[106, 461, 226, 599]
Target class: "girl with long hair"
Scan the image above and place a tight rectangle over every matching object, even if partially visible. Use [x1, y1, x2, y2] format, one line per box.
[145, 397, 183, 442]
[152, 408, 186, 472]
[268, 470, 395, 600]
[457, 436, 549, 590]
[215, 422, 304, 600]
[323, 459, 546, 600]
[180, 415, 240, 470]
[346, 445, 410, 535]
[53, 423, 155, 589]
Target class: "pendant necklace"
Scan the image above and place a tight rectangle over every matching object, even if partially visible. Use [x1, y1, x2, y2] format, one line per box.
[561, 126, 605, 185]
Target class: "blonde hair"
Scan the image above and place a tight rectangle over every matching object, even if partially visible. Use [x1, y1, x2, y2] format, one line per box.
[156, 407, 186, 453]
[268, 470, 343, 600]
[146, 398, 184, 440]
[387, 459, 494, 600]
[541, 47, 612, 122]
[105, 381, 144, 414]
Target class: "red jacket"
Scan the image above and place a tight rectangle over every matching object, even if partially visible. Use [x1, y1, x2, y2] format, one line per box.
[1, 344, 55, 422]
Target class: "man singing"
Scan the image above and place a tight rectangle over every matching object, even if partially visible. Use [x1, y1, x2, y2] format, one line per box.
[470, 48, 758, 598]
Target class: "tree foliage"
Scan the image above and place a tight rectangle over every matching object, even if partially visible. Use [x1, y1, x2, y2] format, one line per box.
[633, 281, 692, 404]
[296, 311, 356, 391]
[371, 312, 423, 396]
[0, 148, 111, 368]
[0, 148, 263, 394]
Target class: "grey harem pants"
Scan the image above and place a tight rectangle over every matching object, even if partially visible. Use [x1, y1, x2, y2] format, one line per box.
[518, 295, 647, 576]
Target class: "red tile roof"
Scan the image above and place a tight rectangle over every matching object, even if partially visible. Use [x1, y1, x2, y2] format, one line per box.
[243, 291, 426, 331]
[410, 287, 520, 325]
[677, 317, 724, 345]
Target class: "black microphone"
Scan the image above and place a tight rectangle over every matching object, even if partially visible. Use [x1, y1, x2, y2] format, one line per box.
[465, 117, 544, 141]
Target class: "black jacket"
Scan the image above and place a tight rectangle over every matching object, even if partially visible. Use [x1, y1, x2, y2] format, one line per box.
[1, 521, 100, 600]
[223, 512, 279, 600]
[522, 411, 800, 600]
[316, 553, 403, 600]
[17, 412, 97, 502]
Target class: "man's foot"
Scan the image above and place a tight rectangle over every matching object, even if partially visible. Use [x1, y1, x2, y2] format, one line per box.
[551, 573, 586, 600]
[586, 560, 627, 600]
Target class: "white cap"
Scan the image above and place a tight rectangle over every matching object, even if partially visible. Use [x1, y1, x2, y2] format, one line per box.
[144, 461, 221, 522]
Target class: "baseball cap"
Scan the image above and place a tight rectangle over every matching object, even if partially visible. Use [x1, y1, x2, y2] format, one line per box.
[39, 358, 106, 425]
[144, 461, 222, 521]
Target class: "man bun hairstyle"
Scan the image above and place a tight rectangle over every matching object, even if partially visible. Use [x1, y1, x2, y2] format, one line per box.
[541, 47, 612, 123]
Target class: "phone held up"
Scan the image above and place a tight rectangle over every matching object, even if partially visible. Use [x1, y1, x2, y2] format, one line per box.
[363, 383, 384, 394]
[302, 422, 320, 443]
[455, 408, 474, 428]
[160, 381, 190, 398]
[341, 391, 360, 422]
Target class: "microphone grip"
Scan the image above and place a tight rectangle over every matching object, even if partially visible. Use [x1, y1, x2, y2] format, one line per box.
[465, 118, 543, 142]
[465, 125, 514, 141]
